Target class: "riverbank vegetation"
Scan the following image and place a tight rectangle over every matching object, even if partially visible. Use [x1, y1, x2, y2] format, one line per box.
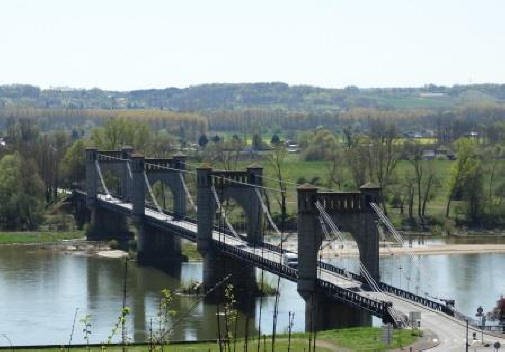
[180, 242, 202, 261]
[5, 327, 418, 351]
[0, 231, 84, 244]
[3, 88, 505, 235]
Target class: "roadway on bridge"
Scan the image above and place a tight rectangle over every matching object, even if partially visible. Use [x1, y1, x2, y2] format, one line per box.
[98, 195, 505, 351]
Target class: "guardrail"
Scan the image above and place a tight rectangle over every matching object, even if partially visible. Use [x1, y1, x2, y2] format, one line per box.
[317, 279, 394, 321]
[72, 189, 455, 322]
[215, 241, 298, 281]
[317, 261, 364, 282]
[315, 259, 456, 318]
[378, 281, 455, 316]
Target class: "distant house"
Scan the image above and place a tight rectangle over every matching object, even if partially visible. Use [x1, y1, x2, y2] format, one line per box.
[465, 131, 479, 138]
[435, 147, 456, 160]
[285, 140, 300, 153]
[422, 149, 436, 160]
[419, 92, 447, 98]
[403, 131, 423, 139]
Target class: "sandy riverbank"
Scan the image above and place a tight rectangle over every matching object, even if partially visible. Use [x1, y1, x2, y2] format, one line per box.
[96, 249, 128, 258]
[320, 243, 505, 257]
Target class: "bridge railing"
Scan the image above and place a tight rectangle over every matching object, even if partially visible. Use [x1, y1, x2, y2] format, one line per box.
[317, 279, 394, 320]
[315, 259, 457, 318]
[97, 151, 123, 161]
[377, 281, 455, 316]
[317, 192, 363, 212]
[214, 241, 298, 281]
[145, 158, 180, 171]
[317, 261, 364, 282]
[212, 171, 249, 185]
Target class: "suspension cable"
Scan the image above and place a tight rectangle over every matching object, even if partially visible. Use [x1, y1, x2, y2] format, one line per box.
[209, 174, 286, 194]
[179, 173, 197, 211]
[96, 154, 129, 162]
[316, 209, 405, 324]
[144, 162, 197, 175]
[315, 201, 345, 243]
[254, 188, 281, 235]
[370, 202, 448, 300]
[255, 174, 337, 192]
[143, 171, 166, 218]
[95, 159, 111, 196]
[126, 160, 133, 179]
[210, 184, 244, 243]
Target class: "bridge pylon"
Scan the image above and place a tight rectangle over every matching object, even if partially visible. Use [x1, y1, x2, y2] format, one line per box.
[196, 165, 263, 293]
[84, 147, 131, 242]
[297, 183, 381, 331]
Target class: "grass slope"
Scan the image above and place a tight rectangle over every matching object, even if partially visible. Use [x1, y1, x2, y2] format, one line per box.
[0, 231, 84, 244]
[6, 327, 419, 351]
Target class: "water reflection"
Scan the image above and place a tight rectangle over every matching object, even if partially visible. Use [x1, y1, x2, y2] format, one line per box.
[328, 250, 505, 318]
[1, 241, 505, 346]
[0, 246, 306, 346]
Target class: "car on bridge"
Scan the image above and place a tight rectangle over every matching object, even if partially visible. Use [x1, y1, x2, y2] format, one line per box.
[282, 252, 298, 268]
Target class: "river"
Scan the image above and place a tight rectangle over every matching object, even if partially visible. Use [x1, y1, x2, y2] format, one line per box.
[0, 237, 504, 346]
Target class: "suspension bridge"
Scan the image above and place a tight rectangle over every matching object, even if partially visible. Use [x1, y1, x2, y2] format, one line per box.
[69, 147, 505, 351]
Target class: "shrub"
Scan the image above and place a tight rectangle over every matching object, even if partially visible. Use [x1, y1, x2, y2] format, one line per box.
[108, 239, 120, 249]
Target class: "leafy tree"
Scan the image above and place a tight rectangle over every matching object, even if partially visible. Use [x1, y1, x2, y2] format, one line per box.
[446, 138, 480, 217]
[326, 147, 345, 189]
[198, 134, 209, 148]
[462, 162, 484, 222]
[60, 139, 87, 186]
[270, 134, 281, 145]
[153, 289, 176, 346]
[367, 120, 400, 212]
[267, 145, 288, 231]
[343, 136, 370, 188]
[302, 128, 337, 161]
[252, 133, 262, 150]
[91, 118, 151, 152]
[0, 153, 45, 230]
[404, 141, 440, 222]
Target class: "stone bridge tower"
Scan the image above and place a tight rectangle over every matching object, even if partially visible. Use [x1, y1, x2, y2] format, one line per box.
[196, 165, 263, 294]
[297, 183, 380, 331]
[144, 155, 187, 220]
[84, 147, 131, 241]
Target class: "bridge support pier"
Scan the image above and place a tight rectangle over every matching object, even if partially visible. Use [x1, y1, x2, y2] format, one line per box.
[74, 198, 90, 230]
[137, 224, 184, 267]
[302, 291, 372, 331]
[87, 207, 132, 242]
[202, 250, 259, 297]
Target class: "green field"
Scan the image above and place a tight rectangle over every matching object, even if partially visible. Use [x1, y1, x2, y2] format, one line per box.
[0, 231, 84, 244]
[203, 153, 505, 230]
[181, 242, 202, 261]
[212, 156, 453, 215]
[7, 327, 419, 351]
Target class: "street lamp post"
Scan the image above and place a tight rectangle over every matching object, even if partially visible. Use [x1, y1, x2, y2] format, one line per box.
[399, 264, 402, 289]
[476, 306, 485, 344]
[466, 319, 469, 352]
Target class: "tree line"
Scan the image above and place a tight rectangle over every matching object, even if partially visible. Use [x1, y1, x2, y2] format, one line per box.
[297, 121, 505, 230]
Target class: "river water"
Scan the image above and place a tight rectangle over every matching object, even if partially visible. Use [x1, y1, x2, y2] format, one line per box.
[0, 237, 504, 346]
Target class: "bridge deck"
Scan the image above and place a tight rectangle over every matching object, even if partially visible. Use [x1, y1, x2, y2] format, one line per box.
[85, 194, 505, 351]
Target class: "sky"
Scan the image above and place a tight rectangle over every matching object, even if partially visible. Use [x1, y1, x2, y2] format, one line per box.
[1, 0, 504, 91]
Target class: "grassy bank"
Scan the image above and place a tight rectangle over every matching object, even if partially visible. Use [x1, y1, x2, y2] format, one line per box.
[0, 231, 84, 244]
[181, 242, 202, 261]
[4, 327, 419, 351]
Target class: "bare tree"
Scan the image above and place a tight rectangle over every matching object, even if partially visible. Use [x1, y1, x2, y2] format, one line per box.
[367, 120, 400, 213]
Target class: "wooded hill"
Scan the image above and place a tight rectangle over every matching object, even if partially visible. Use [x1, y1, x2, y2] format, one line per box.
[2, 82, 505, 111]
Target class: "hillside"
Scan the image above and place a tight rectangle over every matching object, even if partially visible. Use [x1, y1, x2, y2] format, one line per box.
[1, 82, 505, 111]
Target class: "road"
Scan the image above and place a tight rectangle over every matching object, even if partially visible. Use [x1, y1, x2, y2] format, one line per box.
[100, 194, 505, 351]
